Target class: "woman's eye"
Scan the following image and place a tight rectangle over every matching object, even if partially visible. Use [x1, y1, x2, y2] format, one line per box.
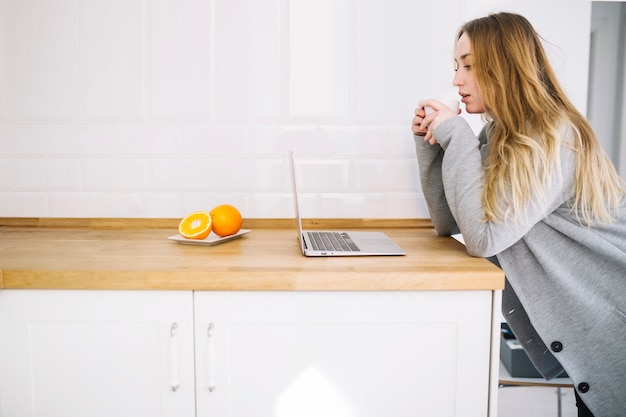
[453, 62, 471, 72]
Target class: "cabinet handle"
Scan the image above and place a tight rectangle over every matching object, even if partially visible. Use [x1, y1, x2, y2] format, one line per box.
[169, 322, 180, 392]
[206, 323, 216, 392]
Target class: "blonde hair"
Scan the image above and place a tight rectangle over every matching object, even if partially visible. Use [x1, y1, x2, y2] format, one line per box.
[458, 12, 625, 225]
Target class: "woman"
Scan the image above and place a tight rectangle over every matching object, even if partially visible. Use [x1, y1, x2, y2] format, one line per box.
[411, 12, 626, 417]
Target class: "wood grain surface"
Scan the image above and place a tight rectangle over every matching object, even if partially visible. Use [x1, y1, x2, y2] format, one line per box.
[0, 218, 503, 291]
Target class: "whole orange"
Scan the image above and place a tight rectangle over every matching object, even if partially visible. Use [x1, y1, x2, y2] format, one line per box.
[210, 204, 243, 237]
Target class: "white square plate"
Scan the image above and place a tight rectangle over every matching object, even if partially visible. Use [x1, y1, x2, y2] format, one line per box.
[168, 229, 251, 246]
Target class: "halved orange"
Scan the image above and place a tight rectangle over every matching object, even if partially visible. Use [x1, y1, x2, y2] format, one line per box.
[178, 211, 212, 240]
[210, 204, 243, 237]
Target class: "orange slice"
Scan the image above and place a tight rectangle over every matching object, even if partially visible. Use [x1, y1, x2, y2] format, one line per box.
[210, 204, 243, 237]
[178, 211, 212, 240]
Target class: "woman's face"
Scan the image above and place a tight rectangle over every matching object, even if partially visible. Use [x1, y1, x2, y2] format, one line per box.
[453, 32, 487, 114]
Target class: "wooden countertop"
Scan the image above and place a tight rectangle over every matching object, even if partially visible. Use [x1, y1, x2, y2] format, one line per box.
[0, 218, 504, 291]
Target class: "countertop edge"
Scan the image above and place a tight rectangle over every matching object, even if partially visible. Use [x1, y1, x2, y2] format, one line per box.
[2, 269, 504, 291]
[0, 217, 434, 229]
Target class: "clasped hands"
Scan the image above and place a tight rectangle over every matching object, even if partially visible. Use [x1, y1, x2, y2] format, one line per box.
[412, 99, 460, 145]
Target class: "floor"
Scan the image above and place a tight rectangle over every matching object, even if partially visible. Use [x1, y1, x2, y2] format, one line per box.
[498, 386, 577, 417]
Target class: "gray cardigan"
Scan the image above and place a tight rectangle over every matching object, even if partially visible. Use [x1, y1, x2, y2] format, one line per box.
[414, 117, 626, 416]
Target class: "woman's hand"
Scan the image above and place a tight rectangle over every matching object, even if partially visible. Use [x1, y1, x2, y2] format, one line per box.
[412, 99, 460, 145]
[412, 107, 428, 137]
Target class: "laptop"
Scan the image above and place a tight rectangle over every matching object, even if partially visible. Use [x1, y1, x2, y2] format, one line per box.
[289, 151, 406, 257]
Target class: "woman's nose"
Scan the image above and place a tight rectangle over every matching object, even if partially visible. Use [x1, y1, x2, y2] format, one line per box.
[452, 71, 462, 86]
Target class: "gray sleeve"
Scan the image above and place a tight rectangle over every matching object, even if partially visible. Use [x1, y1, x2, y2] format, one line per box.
[413, 134, 460, 236]
[427, 117, 575, 258]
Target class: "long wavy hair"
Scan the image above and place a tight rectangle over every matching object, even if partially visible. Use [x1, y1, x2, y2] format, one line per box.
[458, 12, 625, 225]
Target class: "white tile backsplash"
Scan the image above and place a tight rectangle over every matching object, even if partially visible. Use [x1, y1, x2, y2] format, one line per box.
[0, 159, 14, 190]
[135, 192, 183, 218]
[253, 193, 296, 218]
[9, 0, 79, 122]
[355, 0, 460, 123]
[354, 159, 419, 192]
[0, 1, 5, 122]
[0, 0, 590, 219]
[14, 159, 82, 191]
[181, 192, 250, 217]
[215, 158, 288, 192]
[47, 191, 147, 218]
[296, 160, 352, 192]
[82, 159, 149, 191]
[111, 125, 180, 157]
[180, 125, 250, 157]
[288, 0, 353, 121]
[148, 158, 218, 191]
[148, 0, 213, 122]
[0, 192, 48, 217]
[79, 0, 144, 122]
[215, 0, 283, 122]
[0, 126, 46, 156]
[385, 193, 430, 218]
[315, 192, 387, 218]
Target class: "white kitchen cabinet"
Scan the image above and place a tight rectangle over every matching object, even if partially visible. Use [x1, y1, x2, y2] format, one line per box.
[0, 290, 196, 417]
[193, 291, 494, 417]
[0, 290, 494, 417]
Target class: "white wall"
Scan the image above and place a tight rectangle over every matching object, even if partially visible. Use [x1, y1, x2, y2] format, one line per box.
[0, 0, 592, 219]
[589, 2, 626, 177]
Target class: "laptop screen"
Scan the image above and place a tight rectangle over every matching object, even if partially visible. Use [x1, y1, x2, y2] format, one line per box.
[289, 151, 306, 253]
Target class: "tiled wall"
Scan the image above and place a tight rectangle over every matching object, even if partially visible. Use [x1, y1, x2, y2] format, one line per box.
[0, 0, 590, 219]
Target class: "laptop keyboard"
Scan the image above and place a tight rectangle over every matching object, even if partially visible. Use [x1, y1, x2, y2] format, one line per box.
[307, 231, 360, 252]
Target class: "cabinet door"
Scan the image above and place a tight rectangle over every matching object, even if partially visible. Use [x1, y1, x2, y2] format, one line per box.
[194, 291, 493, 417]
[0, 290, 195, 417]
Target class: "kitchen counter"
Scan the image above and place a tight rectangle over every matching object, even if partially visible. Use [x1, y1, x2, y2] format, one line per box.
[0, 217, 505, 417]
[0, 218, 504, 291]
